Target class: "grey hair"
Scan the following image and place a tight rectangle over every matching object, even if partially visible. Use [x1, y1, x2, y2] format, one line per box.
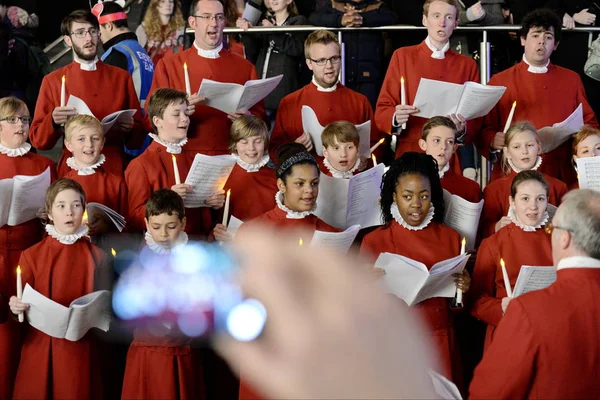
[555, 189, 600, 259]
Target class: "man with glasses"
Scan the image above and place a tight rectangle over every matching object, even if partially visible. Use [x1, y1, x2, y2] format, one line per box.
[470, 188, 600, 398]
[29, 9, 146, 177]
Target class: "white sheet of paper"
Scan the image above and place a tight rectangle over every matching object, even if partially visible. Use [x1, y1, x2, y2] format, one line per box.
[429, 369, 463, 400]
[227, 215, 244, 236]
[576, 156, 600, 190]
[241, 4, 262, 25]
[442, 189, 484, 251]
[538, 104, 584, 154]
[198, 75, 283, 114]
[415, 253, 470, 305]
[456, 81, 507, 120]
[310, 224, 360, 254]
[0, 180, 13, 227]
[100, 109, 137, 133]
[8, 167, 51, 226]
[314, 172, 349, 229]
[67, 95, 94, 116]
[512, 266, 556, 298]
[87, 202, 126, 232]
[184, 154, 236, 208]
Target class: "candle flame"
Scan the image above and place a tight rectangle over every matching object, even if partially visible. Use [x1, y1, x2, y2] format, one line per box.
[82, 210, 88, 222]
[61, 75, 65, 83]
[184, 62, 188, 69]
[171, 154, 176, 162]
[17, 265, 21, 274]
[111, 248, 117, 257]
[377, 138, 384, 145]
[401, 76, 404, 84]
[512, 101, 517, 107]
[461, 237, 466, 246]
[298, 237, 303, 247]
[500, 258, 505, 268]
[371, 154, 377, 165]
[227, 189, 231, 196]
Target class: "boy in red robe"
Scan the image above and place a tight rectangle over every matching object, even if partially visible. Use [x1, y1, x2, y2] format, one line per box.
[319, 121, 364, 179]
[29, 10, 146, 178]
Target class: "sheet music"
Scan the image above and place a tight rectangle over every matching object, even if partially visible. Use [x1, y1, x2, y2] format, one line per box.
[414, 253, 470, 305]
[429, 370, 462, 400]
[538, 104, 584, 154]
[346, 163, 385, 228]
[512, 266, 556, 298]
[314, 173, 349, 229]
[6, 167, 51, 226]
[87, 202, 126, 232]
[100, 109, 137, 133]
[67, 95, 94, 116]
[0, 180, 13, 227]
[198, 75, 283, 114]
[442, 189, 484, 251]
[227, 215, 244, 236]
[184, 154, 236, 208]
[310, 224, 360, 254]
[241, 3, 262, 25]
[456, 81, 507, 120]
[576, 156, 600, 190]
[238, 75, 283, 111]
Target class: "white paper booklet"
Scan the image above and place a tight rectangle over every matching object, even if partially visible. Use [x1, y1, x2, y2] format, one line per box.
[198, 75, 283, 114]
[310, 224, 360, 254]
[442, 189, 484, 252]
[0, 167, 50, 228]
[376, 252, 470, 306]
[429, 369, 462, 400]
[538, 104, 584, 154]
[67, 95, 136, 133]
[87, 202, 126, 232]
[184, 154, 236, 208]
[512, 266, 556, 298]
[315, 163, 385, 230]
[301, 105, 372, 157]
[22, 284, 111, 341]
[226, 215, 244, 236]
[241, 3, 262, 25]
[576, 156, 600, 190]
[412, 78, 506, 120]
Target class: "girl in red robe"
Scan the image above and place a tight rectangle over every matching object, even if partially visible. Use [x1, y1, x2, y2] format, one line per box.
[480, 122, 568, 239]
[0, 97, 56, 399]
[9, 178, 108, 400]
[360, 152, 470, 386]
[570, 126, 600, 190]
[470, 170, 553, 350]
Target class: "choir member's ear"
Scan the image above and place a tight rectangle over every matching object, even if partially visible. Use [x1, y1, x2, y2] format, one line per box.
[64, 35, 73, 48]
[144, 217, 150, 231]
[306, 58, 314, 71]
[452, 143, 458, 153]
[418, 139, 427, 152]
[503, 145, 508, 154]
[64, 138, 73, 153]
[152, 115, 162, 130]
[277, 178, 286, 193]
[392, 191, 397, 204]
[508, 196, 515, 210]
[181, 217, 187, 231]
[323, 148, 329, 158]
[422, 14, 428, 27]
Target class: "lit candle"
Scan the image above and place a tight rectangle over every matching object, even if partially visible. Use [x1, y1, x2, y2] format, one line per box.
[82, 210, 88, 225]
[298, 237, 303, 247]
[371, 154, 377, 166]
[370, 138, 385, 154]
[456, 237, 467, 305]
[60, 75, 66, 107]
[222, 189, 231, 226]
[16, 266, 23, 323]
[183, 62, 191, 97]
[503, 101, 517, 133]
[400, 76, 406, 130]
[172, 154, 181, 185]
[111, 248, 117, 257]
[500, 258, 513, 298]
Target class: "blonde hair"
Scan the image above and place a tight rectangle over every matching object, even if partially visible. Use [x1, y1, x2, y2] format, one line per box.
[229, 115, 269, 153]
[142, 0, 185, 43]
[43, 178, 86, 224]
[572, 125, 600, 155]
[321, 121, 359, 148]
[0, 96, 28, 120]
[304, 29, 340, 60]
[423, 0, 458, 16]
[502, 121, 541, 175]
[64, 114, 104, 141]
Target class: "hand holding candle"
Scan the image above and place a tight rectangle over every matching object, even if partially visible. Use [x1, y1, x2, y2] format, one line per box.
[183, 62, 191, 97]
[400, 76, 407, 130]
[16, 266, 23, 323]
[503, 101, 517, 133]
[370, 138, 385, 154]
[222, 189, 231, 226]
[500, 258, 513, 298]
[172, 155, 181, 185]
[60, 75, 66, 107]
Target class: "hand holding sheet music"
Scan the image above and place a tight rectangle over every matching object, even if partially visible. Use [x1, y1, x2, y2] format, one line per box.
[512, 266, 556, 298]
[86, 202, 126, 232]
[538, 104, 584, 153]
[184, 154, 236, 208]
[198, 75, 283, 114]
[67, 95, 136, 133]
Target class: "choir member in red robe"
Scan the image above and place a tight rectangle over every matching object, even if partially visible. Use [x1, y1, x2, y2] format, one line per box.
[126, 89, 224, 238]
[478, 9, 598, 186]
[121, 189, 204, 400]
[269, 30, 383, 160]
[418, 116, 481, 203]
[9, 179, 108, 400]
[360, 152, 470, 386]
[148, 0, 267, 158]
[0, 97, 57, 400]
[375, 0, 480, 160]
[470, 189, 600, 399]
[470, 171, 553, 350]
[29, 10, 146, 178]
[570, 126, 600, 190]
[318, 121, 364, 178]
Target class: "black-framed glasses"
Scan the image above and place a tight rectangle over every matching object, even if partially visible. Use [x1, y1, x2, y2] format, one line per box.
[192, 14, 226, 22]
[545, 223, 573, 235]
[70, 28, 100, 39]
[309, 56, 342, 66]
[0, 116, 31, 124]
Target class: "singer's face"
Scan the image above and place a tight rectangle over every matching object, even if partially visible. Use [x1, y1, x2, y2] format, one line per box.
[153, 100, 190, 143]
[574, 134, 600, 159]
[306, 42, 341, 89]
[189, 0, 226, 50]
[278, 164, 319, 212]
[393, 174, 432, 227]
[418, 125, 456, 170]
[145, 213, 186, 248]
[521, 27, 558, 67]
[323, 138, 359, 172]
[235, 135, 266, 165]
[509, 180, 548, 227]
[504, 130, 540, 171]
[49, 189, 85, 235]
[0, 107, 29, 149]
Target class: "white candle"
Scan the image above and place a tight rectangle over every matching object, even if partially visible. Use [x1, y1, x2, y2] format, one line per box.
[16, 266, 23, 323]
[400, 76, 406, 130]
[503, 101, 517, 133]
[60, 75, 66, 107]
[500, 258, 513, 298]
[370, 138, 385, 154]
[222, 189, 231, 226]
[371, 154, 377, 166]
[183, 62, 191, 97]
[172, 154, 181, 185]
[456, 237, 466, 304]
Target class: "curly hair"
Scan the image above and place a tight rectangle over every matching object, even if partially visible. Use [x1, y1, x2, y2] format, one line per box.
[380, 152, 445, 225]
[143, 0, 185, 43]
[520, 8, 562, 43]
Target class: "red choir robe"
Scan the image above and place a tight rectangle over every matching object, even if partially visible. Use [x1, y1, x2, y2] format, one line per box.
[360, 220, 462, 383]
[480, 170, 568, 239]
[222, 164, 278, 222]
[29, 61, 146, 178]
[148, 48, 267, 156]
[468, 224, 552, 349]
[269, 83, 384, 159]
[478, 61, 598, 185]
[12, 235, 107, 400]
[469, 260, 600, 399]
[441, 169, 481, 203]
[0, 150, 56, 400]
[125, 141, 212, 238]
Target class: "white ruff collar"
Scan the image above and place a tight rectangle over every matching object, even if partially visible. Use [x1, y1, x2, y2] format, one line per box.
[438, 162, 450, 179]
[149, 133, 188, 154]
[391, 202, 434, 231]
[523, 54, 549, 74]
[74, 56, 99, 71]
[144, 231, 189, 255]
[507, 205, 549, 232]
[66, 154, 106, 176]
[425, 36, 450, 59]
[311, 76, 338, 92]
[323, 157, 360, 179]
[508, 156, 542, 173]
[0, 141, 31, 157]
[45, 224, 89, 245]
[233, 153, 270, 172]
[275, 191, 316, 219]
[194, 42, 223, 59]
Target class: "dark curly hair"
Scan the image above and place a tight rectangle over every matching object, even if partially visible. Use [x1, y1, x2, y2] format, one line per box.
[520, 9, 562, 43]
[380, 152, 445, 225]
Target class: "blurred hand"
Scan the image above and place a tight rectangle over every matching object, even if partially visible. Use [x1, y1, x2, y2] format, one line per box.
[118, 115, 134, 132]
[206, 189, 225, 209]
[236, 18, 252, 30]
[261, 18, 275, 27]
[358, 156, 369, 172]
[171, 183, 193, 200]
[52, 106, 77, 125]
[227, 109, 251, 122]
[341, 11, 362, 27]
[87, 212, 111, 236]
[563, 13, 575, 29]
[492, 131, 505, 150]
[9, 296, 29, 315]
[495, 216, 512, 232]
[214, 223, 234, 242]
[186, 94, 206, 116]
[468, 2, 486, 20]
[448, 113, 466, 135]
[393, 105, 419, 127]
[574, 9, 596, 25]
[454, 269, 471, 292]
[295, 132, 314, 152]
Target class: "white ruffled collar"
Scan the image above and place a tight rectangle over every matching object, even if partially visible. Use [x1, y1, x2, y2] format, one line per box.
[425, 36, 450, 59]
[311, 76, 338, 92]
[45, 224, 89, 245]
[149, 133, 188, 154]
[74, 56, 99, 71]
[523, 54, 549, 74]
[391, 202, 435, 231]
[507, 205, 549, 232]
[194, 42, 223, 59]
[233, 153, 270, 172]
[275, 191, 316, 219]
[438, 162, 450, 179]
[508, 156, 542, 174]
[0, 141, 31, 157]
[144, 231, 189, 255]
[66, 154, 106, 176]
[323, 157, 360, 179]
